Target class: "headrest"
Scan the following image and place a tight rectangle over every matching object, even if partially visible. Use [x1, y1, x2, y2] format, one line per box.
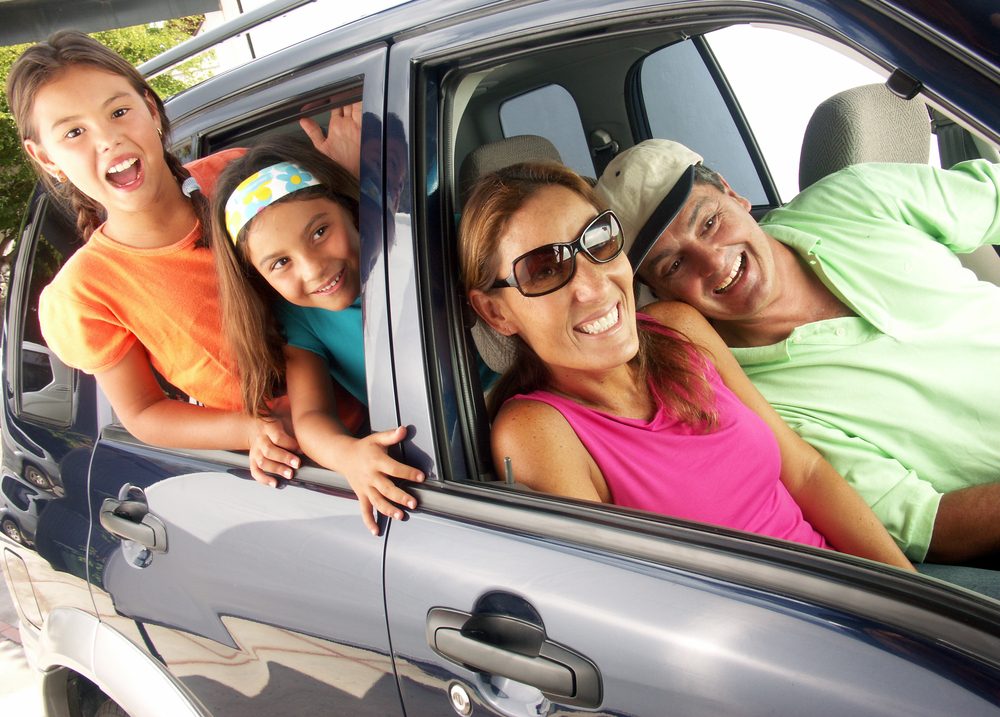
[458, 134, 563, 208]
[799, 83, 930, 191]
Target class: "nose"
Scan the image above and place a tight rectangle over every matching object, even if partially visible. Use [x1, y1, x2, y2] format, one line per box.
[568, 251, 610, 299]
[298, 251, 326, 284]
[691, 243, 728, 277]
[93, 121, 122, 153]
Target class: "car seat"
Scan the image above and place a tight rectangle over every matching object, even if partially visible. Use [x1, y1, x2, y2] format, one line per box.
[799, 83, 1000, 283]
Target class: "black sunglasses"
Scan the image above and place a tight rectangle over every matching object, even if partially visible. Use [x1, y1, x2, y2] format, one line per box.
[491, 210, 625, 297]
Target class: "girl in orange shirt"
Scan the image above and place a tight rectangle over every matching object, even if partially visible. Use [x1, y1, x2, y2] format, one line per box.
[5, 31, 322, 484]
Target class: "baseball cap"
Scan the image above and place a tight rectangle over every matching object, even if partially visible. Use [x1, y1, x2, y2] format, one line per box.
[595, 139, 703, 272]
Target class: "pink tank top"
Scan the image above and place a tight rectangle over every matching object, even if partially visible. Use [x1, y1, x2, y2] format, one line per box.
[513, 360, 828, 549]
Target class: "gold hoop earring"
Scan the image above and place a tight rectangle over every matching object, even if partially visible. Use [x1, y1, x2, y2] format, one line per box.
[54, 171, 67, 183]
[156, 127, 163, 139]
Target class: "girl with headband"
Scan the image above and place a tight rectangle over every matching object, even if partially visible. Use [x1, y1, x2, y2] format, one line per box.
[6, 31, 308, 484]
[212, 136, 424, 535]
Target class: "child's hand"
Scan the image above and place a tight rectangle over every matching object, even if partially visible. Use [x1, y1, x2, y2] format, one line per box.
[343, 426, 425, 536]
[299, 101, 362, 179]
[249, 416, 301, 488]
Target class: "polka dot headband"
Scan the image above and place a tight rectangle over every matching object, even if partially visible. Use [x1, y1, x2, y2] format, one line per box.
[224, 161, 322, 243]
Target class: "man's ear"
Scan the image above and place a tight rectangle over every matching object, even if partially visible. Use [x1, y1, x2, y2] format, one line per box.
[23, 139, 61, 181]
[719, 175, 752, 211]
[468, 289, 517, 336]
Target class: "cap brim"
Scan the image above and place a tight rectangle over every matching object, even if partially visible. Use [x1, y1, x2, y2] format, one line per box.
[627, 164, 696, 272]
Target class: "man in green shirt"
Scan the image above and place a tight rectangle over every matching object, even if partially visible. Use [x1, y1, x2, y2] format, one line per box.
[597, 139, 1000, 563]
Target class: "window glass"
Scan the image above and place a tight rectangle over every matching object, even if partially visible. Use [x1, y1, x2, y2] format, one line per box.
[18, 200, 77, 425]
[705, 25, 894, 199]
[500, 85, 595, 177]
[640, 39, 767, 205]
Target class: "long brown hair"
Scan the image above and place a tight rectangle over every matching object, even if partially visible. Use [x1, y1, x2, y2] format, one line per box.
[459, 161, 717, 428]
[5, 30, 210, 243]
[211, 136, 360, 417]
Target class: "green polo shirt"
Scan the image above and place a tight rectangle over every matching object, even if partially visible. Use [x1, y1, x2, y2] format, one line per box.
[733, 159, 1000, 560]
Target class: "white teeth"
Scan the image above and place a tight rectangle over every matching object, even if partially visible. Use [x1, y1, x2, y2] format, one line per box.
[715, 254, 744, 293]
[107, 158, 138, 174]
[579, 305, 619, 335]
[313, 272, 341, 294]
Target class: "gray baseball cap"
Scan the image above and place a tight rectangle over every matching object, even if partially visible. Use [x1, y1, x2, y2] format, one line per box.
[596, 139, 703, 272]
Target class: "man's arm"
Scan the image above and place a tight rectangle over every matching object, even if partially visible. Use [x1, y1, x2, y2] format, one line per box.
[930, 483, 1000, 562]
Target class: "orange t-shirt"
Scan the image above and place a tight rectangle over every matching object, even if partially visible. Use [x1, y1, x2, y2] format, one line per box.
[38, 149, 245, 411]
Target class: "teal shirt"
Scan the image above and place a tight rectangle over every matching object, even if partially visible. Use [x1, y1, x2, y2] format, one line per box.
[733, 160, 1000, 561]
[277, 297, 367, 406]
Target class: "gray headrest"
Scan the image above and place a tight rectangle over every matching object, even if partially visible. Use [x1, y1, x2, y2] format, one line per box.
[799, 83, 930, 191]
[460, 135, 564, 374]
[459, 134, 563, 208]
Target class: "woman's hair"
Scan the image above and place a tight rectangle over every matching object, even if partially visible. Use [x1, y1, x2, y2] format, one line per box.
[459, 161, 717, 428]
[211, 135, 360, 417]
[5, 30, 210, 243]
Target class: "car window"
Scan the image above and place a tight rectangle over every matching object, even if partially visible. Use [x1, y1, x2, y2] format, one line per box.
[13, 199, 78, 425]
[500, 84, 595, 177]
[704, 24, 898, 200]
[639, 38, 769, 206]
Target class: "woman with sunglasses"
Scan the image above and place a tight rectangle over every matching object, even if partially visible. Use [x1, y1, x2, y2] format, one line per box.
[460, 161, 912, 569]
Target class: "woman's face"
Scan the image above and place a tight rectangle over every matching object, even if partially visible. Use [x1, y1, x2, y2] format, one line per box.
[244, 195, 361, 311]
[475, 184, 639, 377]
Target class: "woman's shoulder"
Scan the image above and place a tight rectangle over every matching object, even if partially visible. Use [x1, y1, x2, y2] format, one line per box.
[640, 300, 709, 334]
[493, 394, 582, 448]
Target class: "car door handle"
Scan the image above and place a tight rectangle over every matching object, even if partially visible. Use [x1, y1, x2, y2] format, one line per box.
[99, 497, 168, 552]
[427, 607, 601, 708]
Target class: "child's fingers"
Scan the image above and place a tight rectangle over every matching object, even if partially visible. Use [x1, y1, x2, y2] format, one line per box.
[374, 480, 417, 511]
[261, 421, 300, 453]
[369, 425, 408, 447]
[380, 455, 424, 484]
[357, 496, 380, 537]
[257, 440, 300, 475]
[249, 462, 279, 488]
[299, 116, 325, 146]
[255, 455, 294, 481]
[368, 486, 407, 522]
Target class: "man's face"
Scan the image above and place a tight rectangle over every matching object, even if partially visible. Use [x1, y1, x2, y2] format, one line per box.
[636, 179, 779, 322]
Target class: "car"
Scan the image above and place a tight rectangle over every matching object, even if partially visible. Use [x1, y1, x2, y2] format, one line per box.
[2, 0, 999, 715]
[0, 474, 52, 545]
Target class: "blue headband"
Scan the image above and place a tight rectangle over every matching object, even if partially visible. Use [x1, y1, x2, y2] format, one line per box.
[224, 161, 322, 243]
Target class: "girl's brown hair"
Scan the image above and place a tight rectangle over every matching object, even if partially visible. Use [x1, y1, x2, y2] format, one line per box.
[5, 30, 210, 244]
[211, 136, 360, 418]
[459, 161, 717, 428]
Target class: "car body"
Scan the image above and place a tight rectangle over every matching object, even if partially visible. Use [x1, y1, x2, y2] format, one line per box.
[2, 0, 999, 715]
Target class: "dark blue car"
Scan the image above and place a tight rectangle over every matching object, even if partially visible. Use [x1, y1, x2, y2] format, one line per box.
[2, 1, 999, 715]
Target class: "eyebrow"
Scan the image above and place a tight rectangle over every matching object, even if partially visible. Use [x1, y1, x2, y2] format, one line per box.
[254, 210, 328, 270]
[641, 198, 705, 273]
[50, 92, 132, 131]
[685, 197, 710, 233]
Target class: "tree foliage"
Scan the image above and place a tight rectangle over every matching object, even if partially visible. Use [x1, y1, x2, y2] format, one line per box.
[0, 17, 207, 256]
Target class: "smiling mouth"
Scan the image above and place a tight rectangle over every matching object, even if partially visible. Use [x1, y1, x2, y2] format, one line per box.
[714, 253, 745, 294]
[106, 157, 141, 187]
[577, 304, 620, 335]
[312, 269, 344, 295]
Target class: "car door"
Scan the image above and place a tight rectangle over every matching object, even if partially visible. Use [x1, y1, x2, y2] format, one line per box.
[379, 2, 1000, 715]
[84, 43, 406, 717]
[1, 191, 98, 626]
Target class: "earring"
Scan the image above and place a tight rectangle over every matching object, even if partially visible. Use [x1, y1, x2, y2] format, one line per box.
[54, 171, 67, 183]
[156, 127, 163, 139]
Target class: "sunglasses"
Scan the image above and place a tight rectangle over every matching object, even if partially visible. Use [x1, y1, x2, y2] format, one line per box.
[491, 210, 625, 297]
